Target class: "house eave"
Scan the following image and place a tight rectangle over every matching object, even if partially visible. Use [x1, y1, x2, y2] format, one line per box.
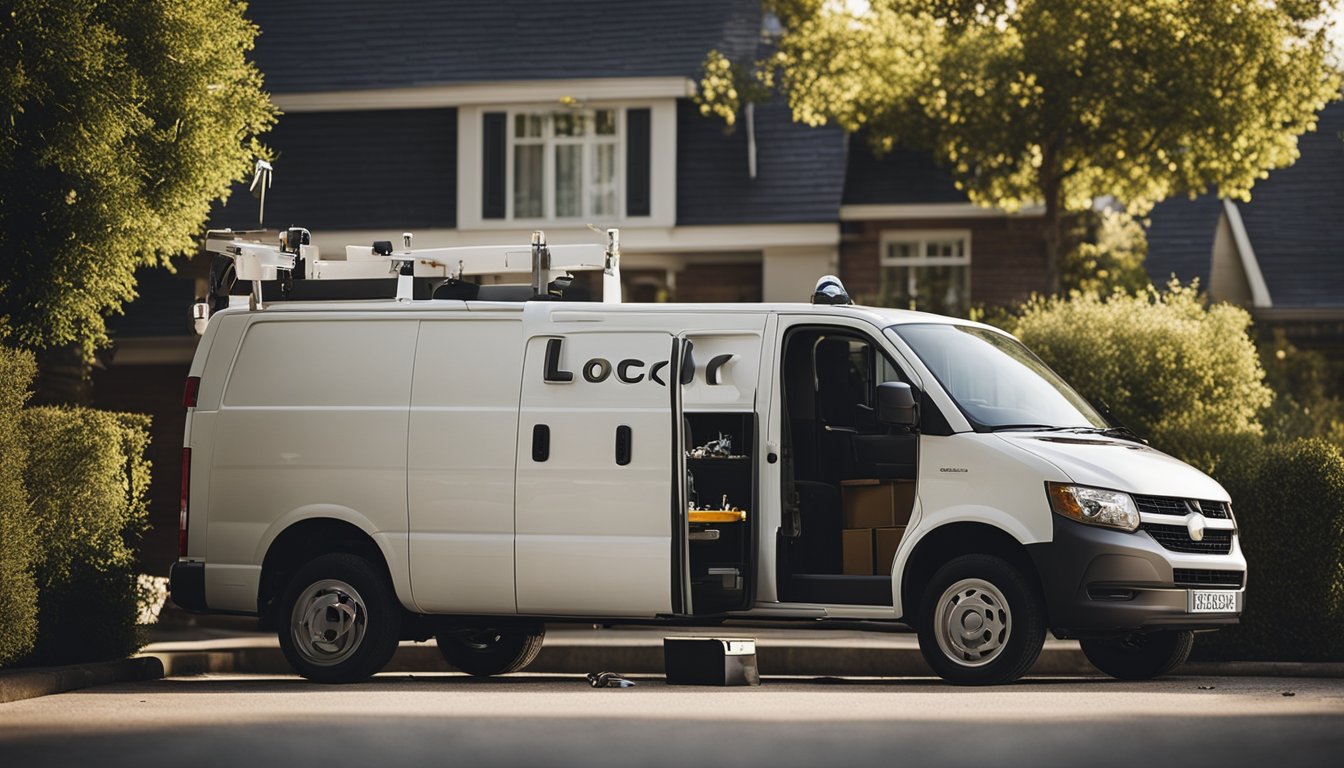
[273, 77, 698, 113]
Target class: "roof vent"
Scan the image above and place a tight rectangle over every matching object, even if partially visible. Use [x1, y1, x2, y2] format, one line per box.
[812, 275, 852, 305]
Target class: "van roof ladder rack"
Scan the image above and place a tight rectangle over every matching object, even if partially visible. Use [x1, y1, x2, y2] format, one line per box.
[196, 227, 622, 328]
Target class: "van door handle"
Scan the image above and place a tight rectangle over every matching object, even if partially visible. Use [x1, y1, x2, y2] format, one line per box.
[615, 425, 632, 466]
[532, 424, 550, 462]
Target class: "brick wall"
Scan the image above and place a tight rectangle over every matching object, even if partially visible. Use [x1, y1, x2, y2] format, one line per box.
[676, 262, 764, 303]
[840, 216, 1049, 310]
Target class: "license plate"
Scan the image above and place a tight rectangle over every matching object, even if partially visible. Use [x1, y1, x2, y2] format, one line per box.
[1188, 590, 1239, 613]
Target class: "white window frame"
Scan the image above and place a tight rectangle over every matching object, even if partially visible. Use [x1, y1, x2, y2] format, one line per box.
[505, 107, 624, 223]
[878, 229, 972, 314]
[457, 100, 677, 231]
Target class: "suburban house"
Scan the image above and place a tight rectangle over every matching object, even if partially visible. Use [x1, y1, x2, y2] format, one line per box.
[1145, 101, 1344, 355]
[98, 0, 1053, 575]
[840, 138, 1049, 315]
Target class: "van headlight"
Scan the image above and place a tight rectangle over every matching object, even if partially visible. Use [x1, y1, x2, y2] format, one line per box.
[1046, 483, 1139, 532]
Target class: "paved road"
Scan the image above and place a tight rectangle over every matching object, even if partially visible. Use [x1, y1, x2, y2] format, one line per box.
[2, 673, 1341, 767]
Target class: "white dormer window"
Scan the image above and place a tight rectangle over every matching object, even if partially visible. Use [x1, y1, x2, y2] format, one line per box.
[462, 99, 671, 229]
[510, 109, 621, 221]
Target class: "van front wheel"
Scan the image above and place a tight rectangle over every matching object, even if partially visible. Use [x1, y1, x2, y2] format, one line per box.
[1080, 630, 1194, 680]
[436, 625, 545, 677]
[916, 554, 1046, 685]
[278, 553, 402, 683]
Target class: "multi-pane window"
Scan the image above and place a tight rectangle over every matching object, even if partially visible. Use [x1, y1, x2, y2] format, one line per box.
[510, 109, 620, 220]
[878, 232, 971, 317]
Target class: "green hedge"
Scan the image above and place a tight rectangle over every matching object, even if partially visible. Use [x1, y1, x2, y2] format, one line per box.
[20, 406, 151, 666]
[1007, 283, 1272, 451]
[0, 347, 37, 666]
[1194, 438, 1344, 661]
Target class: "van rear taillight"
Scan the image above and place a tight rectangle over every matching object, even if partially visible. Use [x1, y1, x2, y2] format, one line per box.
[183, 376, 200, 408]
[179, 447, 191, 557]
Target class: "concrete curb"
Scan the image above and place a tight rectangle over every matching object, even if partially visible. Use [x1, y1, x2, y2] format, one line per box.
[136, 639, 1100, 678]
[140, 641, 1344, 680]
[6, 639, 1338, 705]
[0, 657, 164, 704]
[1182, 661, 1344, 679]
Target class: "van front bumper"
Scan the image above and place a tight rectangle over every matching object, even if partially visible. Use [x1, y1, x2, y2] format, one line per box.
[169, 560, 208, 613]
[1026, 515, 1245, 637]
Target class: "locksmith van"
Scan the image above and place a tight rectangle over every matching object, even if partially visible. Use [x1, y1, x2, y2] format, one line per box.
[170, 228, 1246, 685]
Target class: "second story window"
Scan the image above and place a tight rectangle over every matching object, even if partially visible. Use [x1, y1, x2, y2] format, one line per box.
[510, 109, 620, 221]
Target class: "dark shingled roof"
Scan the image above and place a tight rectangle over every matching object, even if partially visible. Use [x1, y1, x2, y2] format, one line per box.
[676, 99, 846, 225]
[1236, 102, 1344, 308]
[841, 135, 968, 205]
[1147, 101, 1344, 307]
[106, 262, 195, 339]
[246, 0, 762, 93]
[212, 108, 458, 232]
[1144, 195, 1223, 287]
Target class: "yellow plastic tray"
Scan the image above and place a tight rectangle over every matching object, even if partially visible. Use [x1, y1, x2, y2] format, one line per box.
[689, 509, 747, 524]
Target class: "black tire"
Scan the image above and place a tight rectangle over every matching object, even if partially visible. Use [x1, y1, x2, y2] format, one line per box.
[915, 554, 1047, 685]
[277, 553, 402, 684]
[1080, 630, 1194, 680]
[436, 625, 546, 677]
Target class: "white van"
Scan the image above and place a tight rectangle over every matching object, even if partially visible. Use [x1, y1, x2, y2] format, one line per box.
[170, 230, 1245, 685]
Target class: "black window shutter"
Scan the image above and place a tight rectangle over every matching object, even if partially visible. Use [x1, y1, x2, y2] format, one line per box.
[482, 112, 507, 219]
[625, 108, 651, 217]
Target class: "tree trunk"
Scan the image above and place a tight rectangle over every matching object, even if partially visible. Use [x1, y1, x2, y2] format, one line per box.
[1040, 168, 1064, 296]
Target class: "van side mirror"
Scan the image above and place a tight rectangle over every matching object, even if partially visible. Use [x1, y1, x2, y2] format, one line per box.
[876, 381, 917, 428]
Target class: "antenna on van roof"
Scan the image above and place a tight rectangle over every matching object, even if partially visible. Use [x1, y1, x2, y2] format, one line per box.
[249, 159, 273, 227]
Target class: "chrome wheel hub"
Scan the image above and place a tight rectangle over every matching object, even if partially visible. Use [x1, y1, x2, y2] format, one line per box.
[291, 579, 367, 667]
[934, 578, 1012, 668]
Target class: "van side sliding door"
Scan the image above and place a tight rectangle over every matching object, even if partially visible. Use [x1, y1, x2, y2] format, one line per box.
[514, 328, 677, 617]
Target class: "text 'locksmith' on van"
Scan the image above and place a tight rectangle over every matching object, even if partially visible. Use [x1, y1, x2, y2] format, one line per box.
[170, 228, 1245, 685]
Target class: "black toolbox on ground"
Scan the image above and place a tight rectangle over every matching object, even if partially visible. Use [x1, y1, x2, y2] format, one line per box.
[663, 637, 760, 686]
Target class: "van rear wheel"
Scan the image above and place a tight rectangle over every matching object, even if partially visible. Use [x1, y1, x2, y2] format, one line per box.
[278, 553, 402, 683]
[1080, 630, 1194, 680]
[916, 554, 1046, 685]
[436, 625, 545, 677]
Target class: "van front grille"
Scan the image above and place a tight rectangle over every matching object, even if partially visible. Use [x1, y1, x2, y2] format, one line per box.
[1141, 523, 1233, 554]
[1173, 568, 1243, 588]
[1133, 495, 1231, 520]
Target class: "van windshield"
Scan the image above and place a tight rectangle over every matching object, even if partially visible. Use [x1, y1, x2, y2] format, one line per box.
[887, 324, 1108, 431]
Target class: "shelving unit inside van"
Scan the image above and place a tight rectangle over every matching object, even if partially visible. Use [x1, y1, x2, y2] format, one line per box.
[685, 411, 754, 613]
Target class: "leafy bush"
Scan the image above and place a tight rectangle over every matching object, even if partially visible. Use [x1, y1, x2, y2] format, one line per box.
[0, 346, 37, 666]
[20, 407, 151, 666]
[1005, 282, 1272, 452]
[1258, 330, 1344, 449]
[1195, 438, 1344, 661]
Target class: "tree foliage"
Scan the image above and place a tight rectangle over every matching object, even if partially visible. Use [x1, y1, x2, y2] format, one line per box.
[702, 0, 1342, 292]
[1062, 208, 1151, 296]
[0, 0, 276, 359]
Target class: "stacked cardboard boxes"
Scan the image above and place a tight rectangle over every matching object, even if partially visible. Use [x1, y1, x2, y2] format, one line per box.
[840, 479, 915, 576]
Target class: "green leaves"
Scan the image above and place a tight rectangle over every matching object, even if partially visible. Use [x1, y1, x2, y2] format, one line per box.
[706, 0, 1341, 291]
[1006, 282, 1272, 455]
[0, 0, 276, 360]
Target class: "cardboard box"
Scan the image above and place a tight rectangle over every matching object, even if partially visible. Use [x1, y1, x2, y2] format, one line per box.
[842, 528, 874, 575]
[874, 526, 906, 576]
[841, 480, 915, 529]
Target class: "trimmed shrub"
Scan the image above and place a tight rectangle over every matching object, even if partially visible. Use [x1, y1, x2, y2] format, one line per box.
[1005, 282, 1272, 453]
[21, 407, 151, 666]
[0, 347, 37, 666]
[1195, 438, 1344, 661]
